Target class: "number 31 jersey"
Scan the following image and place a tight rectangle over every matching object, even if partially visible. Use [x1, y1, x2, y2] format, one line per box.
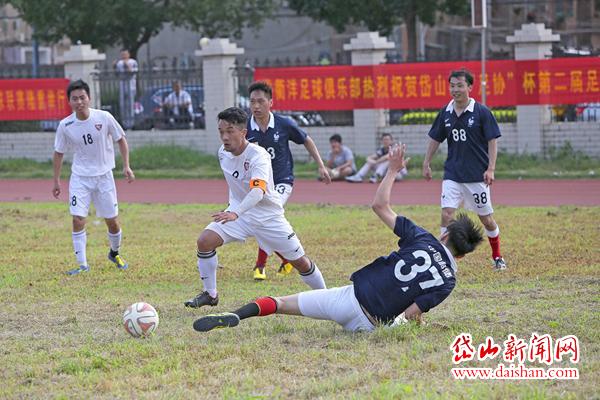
[54, 108, 124, 177]
[351, 216, 458, 324]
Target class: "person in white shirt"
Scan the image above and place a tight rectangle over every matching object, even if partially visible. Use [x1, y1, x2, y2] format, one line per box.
[114, 49, 138, 130]
[184, 107, 327, 309]
[163, 80, 194, 128]
[52, 80, 135, 275]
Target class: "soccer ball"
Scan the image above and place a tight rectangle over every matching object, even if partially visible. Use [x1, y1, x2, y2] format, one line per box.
[123, 302, 159, 338]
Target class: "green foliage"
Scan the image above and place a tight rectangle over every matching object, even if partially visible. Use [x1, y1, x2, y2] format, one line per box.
[9, 0, 275, 58]
[288, 0, 469, 60]
[395, 109, 516, 125]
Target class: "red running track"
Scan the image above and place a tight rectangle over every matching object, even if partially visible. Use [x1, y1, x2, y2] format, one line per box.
[1, 179, 599, 206]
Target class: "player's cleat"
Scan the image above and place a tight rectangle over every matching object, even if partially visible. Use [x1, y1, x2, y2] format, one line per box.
[184, 291, 219, 308]
[108, 252, 128, 270]
[253, 266, 266, 281]
[277, 262, 293, 276]
[345, 174, 362, 183]
[193, 312, 240, 332]
[369, 175, 378, 183]
[493, 257, 507, 271]
[66, 265, 90, 275]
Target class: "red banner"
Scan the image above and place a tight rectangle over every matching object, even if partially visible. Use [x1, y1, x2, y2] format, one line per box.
[0, 78, 71, 120]
[254, 57, 600, 110]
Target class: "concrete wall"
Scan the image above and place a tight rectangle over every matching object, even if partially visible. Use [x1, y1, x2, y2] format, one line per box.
[2, 122, 595, 163]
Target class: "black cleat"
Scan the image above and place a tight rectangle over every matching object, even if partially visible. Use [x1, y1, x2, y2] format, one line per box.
[193, 312, 240, 332]
[184, 291, 219, 308]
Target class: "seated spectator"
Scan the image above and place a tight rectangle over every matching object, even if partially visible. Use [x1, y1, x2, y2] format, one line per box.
[324, 134, 356, 181]
[346, 133, 408, 183]
[163, 80, 194, 128]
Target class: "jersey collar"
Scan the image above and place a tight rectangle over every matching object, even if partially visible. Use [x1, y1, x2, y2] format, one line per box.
[445, 98, 475, 114]
[250, 112, 275, 131]
[441, 243, 459, 273]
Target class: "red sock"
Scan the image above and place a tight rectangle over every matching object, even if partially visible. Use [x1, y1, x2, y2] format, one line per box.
[488, 235, 502, 259]
[256, 248, 268, 268]
[255, 296, 278, 316]
[274, 251, 289, 265]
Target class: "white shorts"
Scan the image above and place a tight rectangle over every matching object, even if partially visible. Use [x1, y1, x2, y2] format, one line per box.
[298, 285, 375, 332]
[441, 180, 494, 216]
[69, 171, 119, 218]
[206, 213, 305, 261]
[274, 183, 293, 206]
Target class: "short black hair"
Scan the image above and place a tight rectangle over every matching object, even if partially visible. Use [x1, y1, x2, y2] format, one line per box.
[449, 69, 474, 86]
[329, 134, 342, 143]
[381, 133, 393, 139]
[445, 213, 484, 257]
[217, 107, 248, 128]
[248, 81, 273, 99]
[67, 79, 90, 98]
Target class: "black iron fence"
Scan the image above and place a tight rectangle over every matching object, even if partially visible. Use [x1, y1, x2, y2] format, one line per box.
[0, 63, 64, 79]
[94, 63, 204, 130]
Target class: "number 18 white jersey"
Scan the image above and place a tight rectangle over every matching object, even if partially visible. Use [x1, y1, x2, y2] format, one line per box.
[54, 108, 124, 177]
[218, 143, 284, 222]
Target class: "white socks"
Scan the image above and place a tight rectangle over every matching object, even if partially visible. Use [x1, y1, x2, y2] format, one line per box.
[72, 230, 87, 267]
[108, 230, 122, 253]
[197, 250, 218, 297]
[485, 226, 500, 238]
[299, 261, 326, 289]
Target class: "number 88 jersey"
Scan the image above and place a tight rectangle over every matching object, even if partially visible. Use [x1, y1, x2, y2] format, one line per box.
[427, 99, 501, 183]
[351, 216, 459, 324]
[54, 108, 124, 177]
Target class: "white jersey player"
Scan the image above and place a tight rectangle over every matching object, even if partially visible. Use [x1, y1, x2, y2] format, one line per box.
[52, 79, 135, 275]
[184, 107, 326, 309]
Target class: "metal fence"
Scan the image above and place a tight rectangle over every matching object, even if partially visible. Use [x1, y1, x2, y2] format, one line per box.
[95, 62, 204, 130]
[0, 63, 64, 79]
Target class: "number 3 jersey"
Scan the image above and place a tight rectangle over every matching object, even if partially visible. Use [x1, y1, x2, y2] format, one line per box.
[351, 216, 458, 324]
[218, 142, 284, 223]
[54, 108, 125, 177]
[246, 112, 307, 186]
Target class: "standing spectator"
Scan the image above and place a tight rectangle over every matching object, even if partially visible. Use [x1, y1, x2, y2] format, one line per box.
[52, 79, 135, 275]
[324, 134, 356, 181]
[346, 133, 408, 183]
[246, 81, 331, 280]
[114, 49, 138, 130]
[422, 68, 507, 271]
[163, 80, 194, 129]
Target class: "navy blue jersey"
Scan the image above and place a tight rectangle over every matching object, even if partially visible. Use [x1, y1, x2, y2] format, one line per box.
[351, 216, 458, 324]
[246, 113, 307, 186]
[375, 145, 389, 158]
[428, 99, 501, 183]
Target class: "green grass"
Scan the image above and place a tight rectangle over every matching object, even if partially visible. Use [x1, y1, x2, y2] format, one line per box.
[0, 203, 598, 398]
[1, 143, 599, 179]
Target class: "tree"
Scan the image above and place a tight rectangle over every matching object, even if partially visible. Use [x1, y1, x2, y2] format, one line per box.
[7, 0, 275, 59]
[288, 0, 469, 62]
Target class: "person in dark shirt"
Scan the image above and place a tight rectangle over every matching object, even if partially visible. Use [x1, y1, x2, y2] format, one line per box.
[422, 69, 507, 271]
[193, 143, 484, 333]
[246, 81, 331, 280]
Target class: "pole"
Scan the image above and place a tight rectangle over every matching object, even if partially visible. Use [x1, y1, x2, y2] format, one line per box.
[32, 27, 39, 78]
[481, 26, 486, 105]
[480, 0, 487, 105]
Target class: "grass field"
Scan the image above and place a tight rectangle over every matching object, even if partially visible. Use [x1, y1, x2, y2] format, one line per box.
[1, 143, 599, 180]
[1, 203, 598, 399]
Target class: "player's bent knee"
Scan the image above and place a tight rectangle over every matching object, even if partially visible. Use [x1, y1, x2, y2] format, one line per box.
[197, 230, 222, 252]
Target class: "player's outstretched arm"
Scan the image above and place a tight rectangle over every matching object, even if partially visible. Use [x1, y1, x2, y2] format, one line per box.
[52, 151, 64, 199]
[304, 136, 331, 184]
[484, 138, 498, 186]
[422, 138, 440, 180]
[371, 144, 410, 230]
[117, 138, 135, 183]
